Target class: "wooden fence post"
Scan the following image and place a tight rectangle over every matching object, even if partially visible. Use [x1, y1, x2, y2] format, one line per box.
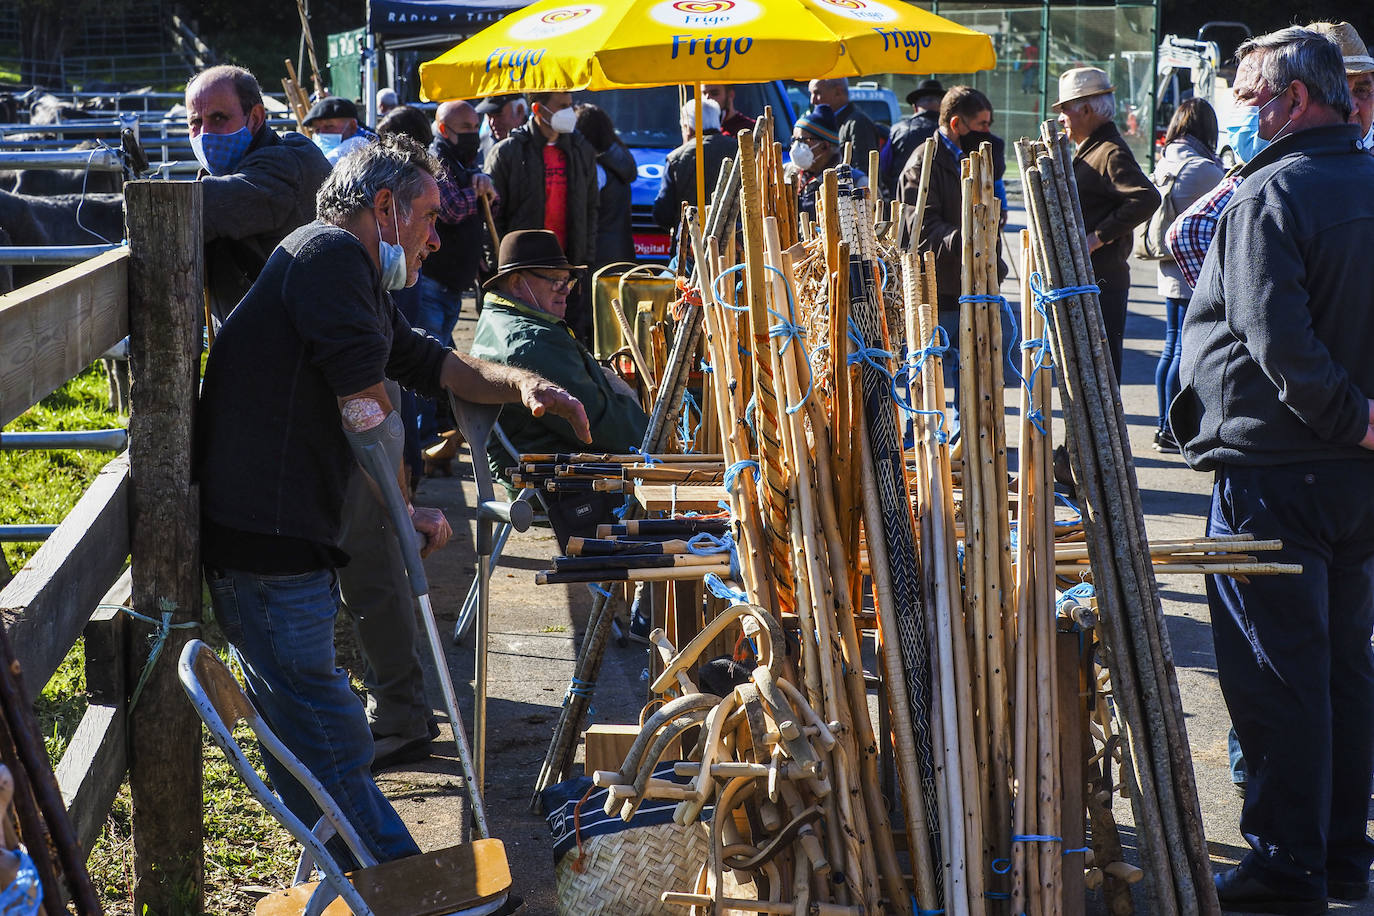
[124, 179, 204, 915]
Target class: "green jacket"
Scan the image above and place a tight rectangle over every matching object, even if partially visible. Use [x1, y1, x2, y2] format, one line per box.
[471, 291, 648, 479]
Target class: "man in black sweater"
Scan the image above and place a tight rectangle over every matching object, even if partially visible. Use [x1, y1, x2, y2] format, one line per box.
[1173, 27, 1374, 915]
[197, 136, 588, 864]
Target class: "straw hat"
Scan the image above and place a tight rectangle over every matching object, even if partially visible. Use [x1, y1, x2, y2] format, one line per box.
[1309, 21, 1374, 74]
[1053, 67, 1114, 110]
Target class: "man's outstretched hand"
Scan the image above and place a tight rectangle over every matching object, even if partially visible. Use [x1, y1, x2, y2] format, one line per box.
[523, 378, 592, 443]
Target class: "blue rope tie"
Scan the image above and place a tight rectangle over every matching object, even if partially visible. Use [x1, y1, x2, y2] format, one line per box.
[711, 264, 752, 313]
[1029, 271, 1101, 307]
[0, 846, 40, 915]
[1013, 834, 1063, 843]
[743, 394, 758, 438]
[685, 531, 733, 555]
[1054, 491, 1083, 526]
[704, 573, 748, 604]
[723, 460, 759, 494]
[902, 326, 953, 443]
[629, 446, 662, 466]
[846, 318, 918, 415]
[98, 600, 197, 713]
[678, 388, 701, 452]
[588, 583, 614, 600]
[1057, 582, 1095, 611]
[699, 358, 714, 374]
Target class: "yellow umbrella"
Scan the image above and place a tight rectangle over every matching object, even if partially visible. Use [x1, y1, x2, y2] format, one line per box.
[419, 0, 996, 100]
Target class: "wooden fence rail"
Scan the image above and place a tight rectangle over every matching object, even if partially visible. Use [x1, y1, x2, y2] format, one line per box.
[0, 180, 204, 914]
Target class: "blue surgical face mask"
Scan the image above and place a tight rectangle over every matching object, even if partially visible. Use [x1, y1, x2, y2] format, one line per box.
[1226, 92, 1290, 163]
[312, 132, 343, 156]
[190, 125, 254, 176]
[375, 199, 408, 291]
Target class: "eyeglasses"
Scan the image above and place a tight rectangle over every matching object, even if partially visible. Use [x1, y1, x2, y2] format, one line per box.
[529, 270, 577, 292]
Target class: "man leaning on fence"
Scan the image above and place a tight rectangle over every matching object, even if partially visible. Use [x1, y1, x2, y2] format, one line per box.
[194, 136, 590, 864]
[184, 64, 331, 324]
[1171, 26, 1374, 915]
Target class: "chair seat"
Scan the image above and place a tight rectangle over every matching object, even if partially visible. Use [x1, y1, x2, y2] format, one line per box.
[254, 839, 512, 916]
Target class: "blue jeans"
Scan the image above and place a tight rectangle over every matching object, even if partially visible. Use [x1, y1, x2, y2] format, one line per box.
[1155, 296, 1186, 431]
[1207, 462, 1374, 895]
[205, 566, 420, 865]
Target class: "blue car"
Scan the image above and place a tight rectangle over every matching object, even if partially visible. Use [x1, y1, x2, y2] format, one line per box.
[570, 82, 796, 263]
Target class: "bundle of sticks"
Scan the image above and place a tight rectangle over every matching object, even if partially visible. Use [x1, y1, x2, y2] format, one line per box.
[1017, 121, 1221, 916]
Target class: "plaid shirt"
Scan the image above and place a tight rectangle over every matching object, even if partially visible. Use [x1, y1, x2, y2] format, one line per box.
[1166, 172, 1243, 290]
[437, 175, 498, 226]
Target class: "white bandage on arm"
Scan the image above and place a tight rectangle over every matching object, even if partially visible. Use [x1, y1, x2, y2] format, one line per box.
[341, 397, 386, 432]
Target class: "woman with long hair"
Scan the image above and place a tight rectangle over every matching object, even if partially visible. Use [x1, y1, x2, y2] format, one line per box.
[1153, 97, 1225, 452]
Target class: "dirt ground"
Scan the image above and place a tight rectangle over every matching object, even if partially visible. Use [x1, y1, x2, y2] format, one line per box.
[351, 231, 1374, 915]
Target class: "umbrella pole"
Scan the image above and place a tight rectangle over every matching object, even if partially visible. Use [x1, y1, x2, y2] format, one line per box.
[695, 84, 706, 238]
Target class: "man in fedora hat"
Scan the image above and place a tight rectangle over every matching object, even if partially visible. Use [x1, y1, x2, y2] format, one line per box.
[881, 78, 944, 198]
[1310, 21, 1374, 150]
[470, 229, 648, 483]
[1053, 66, 1159, 382]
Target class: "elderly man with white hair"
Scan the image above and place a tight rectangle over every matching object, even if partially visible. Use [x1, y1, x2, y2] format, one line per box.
[652, 98, 738, 243]
[1053, 67, 1159, 382]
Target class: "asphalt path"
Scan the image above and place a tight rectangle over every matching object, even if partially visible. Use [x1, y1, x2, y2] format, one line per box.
[366, 229, 1374, 915]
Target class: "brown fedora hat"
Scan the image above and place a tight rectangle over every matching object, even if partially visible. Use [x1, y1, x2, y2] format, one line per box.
[1053, 67, 1114, 110]
[483, 229, 584, 290]
[1309, 21, 1374, 74]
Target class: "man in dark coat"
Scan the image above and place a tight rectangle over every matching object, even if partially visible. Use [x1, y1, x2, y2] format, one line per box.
[653, 99, 738, 245]
[485, 91, 599, 342]
[185, 64, 331, 323]
[881, 79, 943, 200]
[898, 86, 1003, 437]
[1054, 66, 1160, 380]
[808, 78, 881, 172]
[1171, 28, 1374, 914]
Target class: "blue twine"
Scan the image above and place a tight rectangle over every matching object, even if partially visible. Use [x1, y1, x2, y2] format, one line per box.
[567, 676, 596, 698]
[699, 358, 714, 374]
[1013, 834, 1063, 843]
[98, 601, 197, 713]
[630, 446, 662, 466]
[0, 847, 41, 915]
[678, 388, 701, 451]
[990, 859, 1012, 875]
[704, 573, 748, 604]
[711, 264, 751, 313]
[846, 318, 917, 415]
[588, 583, 614, 600]
[1029, 272, 1100, 308]
[902, 326, 953, 443]
[1063, 846, 1092, 855]
[1054, 491, 1083, 526]
[743, 394, 758, 438]
[1057, 582, 1095, 612]
[686, 531, 733, 555]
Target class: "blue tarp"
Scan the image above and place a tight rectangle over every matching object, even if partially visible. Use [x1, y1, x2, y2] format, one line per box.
[369, 0, 524, 36]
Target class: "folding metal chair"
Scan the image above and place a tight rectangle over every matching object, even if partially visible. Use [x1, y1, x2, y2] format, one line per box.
[177, 639, 512, 916]
[451, 413, 542, 646]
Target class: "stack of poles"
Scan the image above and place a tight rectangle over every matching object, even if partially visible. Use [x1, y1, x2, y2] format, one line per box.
[1015, 120, 1219, 915]
[956, 144, 1016, 905]
[839, 164, 944, 909]
[907, 249, 984, 916]
[532, 154, 744, 805]
[1009, 228, 1063, 915]
[693, 125, 916, 910]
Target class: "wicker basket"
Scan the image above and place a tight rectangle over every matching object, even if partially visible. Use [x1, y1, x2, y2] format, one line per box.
[555, 817, 707, 915]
